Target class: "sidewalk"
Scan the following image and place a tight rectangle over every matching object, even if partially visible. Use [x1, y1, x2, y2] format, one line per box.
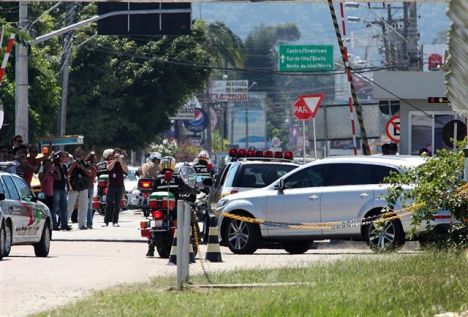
[52, 209, 147, 242]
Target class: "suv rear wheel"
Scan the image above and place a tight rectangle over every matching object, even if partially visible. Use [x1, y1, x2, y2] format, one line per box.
[224, 217, 259, 254]
[366, 219, 404, 252]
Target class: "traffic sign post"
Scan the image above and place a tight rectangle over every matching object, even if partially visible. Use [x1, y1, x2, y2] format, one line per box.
[385, 115, 401, 143]
[292, 94, 325, 161]
[278, 45, 333, 72]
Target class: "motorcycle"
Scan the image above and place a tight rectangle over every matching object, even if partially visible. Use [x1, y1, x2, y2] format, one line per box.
[139, 165, 211, 258]
[92, 174, 109, 215]
[138, 178, 154, 217]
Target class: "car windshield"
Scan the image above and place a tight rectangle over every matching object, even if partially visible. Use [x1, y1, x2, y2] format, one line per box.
[126, 169, 138, 181]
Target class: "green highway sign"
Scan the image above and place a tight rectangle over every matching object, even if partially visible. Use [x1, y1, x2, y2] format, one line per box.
[278, 45, 334, 72]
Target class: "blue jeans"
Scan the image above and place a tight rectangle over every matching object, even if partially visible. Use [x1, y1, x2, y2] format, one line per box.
[53, 189, 68, 229]
[87, 187, 94, 227]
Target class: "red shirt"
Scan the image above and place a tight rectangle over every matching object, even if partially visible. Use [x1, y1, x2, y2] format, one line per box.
[107, 160, 125, 187]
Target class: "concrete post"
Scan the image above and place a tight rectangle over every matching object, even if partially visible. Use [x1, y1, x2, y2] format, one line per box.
[15, 2, 29, 142]
[182, 202, 191, 282]
[176, 200, 185, 290]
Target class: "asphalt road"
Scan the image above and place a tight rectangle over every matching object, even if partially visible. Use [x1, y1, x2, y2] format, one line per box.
[0, 210, 419, 317]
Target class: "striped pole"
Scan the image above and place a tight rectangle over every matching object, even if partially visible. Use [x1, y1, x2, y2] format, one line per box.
[339, 3, 358, 155]
[0, 33, 16, 82]
[328, 1, 371, 155]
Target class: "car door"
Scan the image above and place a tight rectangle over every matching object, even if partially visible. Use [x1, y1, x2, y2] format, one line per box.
[12, 176, 45, 242]
[320, 163, 375, 236]
[1, 175, 29, 243]
[265, 164, 327, 237]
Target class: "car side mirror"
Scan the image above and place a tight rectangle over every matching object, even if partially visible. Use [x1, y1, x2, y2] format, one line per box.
[0, 193, 5, 201]
[275, 179, 285, 191]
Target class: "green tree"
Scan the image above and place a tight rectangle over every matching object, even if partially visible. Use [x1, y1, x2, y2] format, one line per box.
[0, 3, 62, 144]
[66, 18, 211, 151]
[384, 146, 468, 245]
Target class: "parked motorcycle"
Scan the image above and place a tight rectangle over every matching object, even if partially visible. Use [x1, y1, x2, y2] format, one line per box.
[139, 165, 211, 258]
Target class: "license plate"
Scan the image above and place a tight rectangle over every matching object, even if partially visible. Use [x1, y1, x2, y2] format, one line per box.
[151, 220, 163, 228]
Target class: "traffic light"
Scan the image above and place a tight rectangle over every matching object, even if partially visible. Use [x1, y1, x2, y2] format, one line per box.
[428, 97, 450, 103]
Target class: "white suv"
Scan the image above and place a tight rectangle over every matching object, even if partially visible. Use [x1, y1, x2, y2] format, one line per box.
[216, 155, 452, 254]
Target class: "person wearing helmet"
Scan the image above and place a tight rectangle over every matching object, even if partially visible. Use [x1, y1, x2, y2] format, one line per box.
[137, 152, 162, 179]
[145, 156, 198, 257]
[193, 150, 211, 166]
[97, 148, 114, 177]
[193, 150, 213, 180]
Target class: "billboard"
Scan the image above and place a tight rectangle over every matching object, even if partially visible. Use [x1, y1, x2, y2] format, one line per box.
[209, 80, 249, 103]
[229, 92, 267, 149]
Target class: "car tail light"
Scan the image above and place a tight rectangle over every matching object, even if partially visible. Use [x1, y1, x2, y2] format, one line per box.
[246, 149, 255, 157]
[140, 221, 149, 229]
[138, 179, 153, 190]
[140, 228, 151, 238]
[255, 151, 264, 157]
[264, 151, 273, 158]
[152, 210, 164, 220]
[284, 151, 293, 160]
[274, 151, 283, 158]
[432, 215, 451, 220]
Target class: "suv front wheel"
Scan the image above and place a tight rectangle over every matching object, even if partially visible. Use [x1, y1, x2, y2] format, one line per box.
[366, 218, 405, 252]
[224, 217, 259, 254]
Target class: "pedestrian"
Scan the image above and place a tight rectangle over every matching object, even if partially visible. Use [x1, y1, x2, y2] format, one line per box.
[137, 152, 161, 178]
[11, 135, 24, 150]
[67, 146, 92, 230]
[103, 149, 128, 227]
[39, 158, 60, 230]
[24, 143, 51, 186]
[84, 151, 97, 229]
[53, 151, 71, 231]
[12, 145, 31, 179]
[0, 144, 11, 162]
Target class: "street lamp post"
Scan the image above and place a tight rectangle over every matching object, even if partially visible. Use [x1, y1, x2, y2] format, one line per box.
[245, 81, 257, 149]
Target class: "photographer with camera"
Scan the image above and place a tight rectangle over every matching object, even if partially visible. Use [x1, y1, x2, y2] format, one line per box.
[103, 148, 128, 227]
[67, 146, 93, 230]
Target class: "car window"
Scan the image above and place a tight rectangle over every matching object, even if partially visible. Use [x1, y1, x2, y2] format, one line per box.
[214, 164, 230, 189]
[284, 165, 327, 189]
[12, 176, 34, 200]
[234, 164, 297, 188]
[325, 163, 373, 186]
[372, 165, 399, 184]
[0, 177, 5, 194]
[2, 176, 20, 200]
[126, 169, 138, 181]
[223, 164, 239, 188]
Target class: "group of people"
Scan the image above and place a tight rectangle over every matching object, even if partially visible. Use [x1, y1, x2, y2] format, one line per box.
[0, 134, 128, 231]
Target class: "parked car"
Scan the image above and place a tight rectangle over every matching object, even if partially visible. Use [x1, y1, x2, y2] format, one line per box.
[209, 149, 299, 211]
[125, 166, 142, 209]
[0, 171, 52, 259]
[216, 155, 453, 254]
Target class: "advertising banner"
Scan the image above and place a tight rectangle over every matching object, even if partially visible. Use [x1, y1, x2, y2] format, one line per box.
[209, 80, 249, 103]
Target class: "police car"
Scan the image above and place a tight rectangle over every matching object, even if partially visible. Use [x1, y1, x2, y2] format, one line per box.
[0, 171, 52, 259]
[209, 149, 299, 211]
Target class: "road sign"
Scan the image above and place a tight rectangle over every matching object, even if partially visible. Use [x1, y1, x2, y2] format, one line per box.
[385, 115, 400, 143]
[278, 45, 333, 72]
[292, 94, 325, 121]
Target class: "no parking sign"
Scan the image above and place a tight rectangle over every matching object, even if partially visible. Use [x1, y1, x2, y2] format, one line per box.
[385, 115, 400, 143]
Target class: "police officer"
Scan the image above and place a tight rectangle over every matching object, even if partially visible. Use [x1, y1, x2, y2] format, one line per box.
[137, 152, 162, 179]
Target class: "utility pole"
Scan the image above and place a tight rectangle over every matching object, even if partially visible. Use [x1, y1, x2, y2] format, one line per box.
[405, 2, 420, 70]
[15, 2, 28, 142]
[58, 3, 75, 137]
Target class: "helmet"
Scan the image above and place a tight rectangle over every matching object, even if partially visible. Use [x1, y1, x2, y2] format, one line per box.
[160, 156, 176, 172]
[149, 152, 162, 162]
[102, 149, 114, 160]
[197, 150, 210, 160]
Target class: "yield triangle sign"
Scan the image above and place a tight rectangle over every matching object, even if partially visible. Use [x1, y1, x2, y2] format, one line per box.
[292, 93, 325, 120]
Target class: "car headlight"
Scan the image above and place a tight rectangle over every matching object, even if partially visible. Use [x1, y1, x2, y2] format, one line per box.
[217, 199, 228, 208]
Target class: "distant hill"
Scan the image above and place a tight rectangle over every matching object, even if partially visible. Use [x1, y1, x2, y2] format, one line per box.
[194, 2, 450, 60]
